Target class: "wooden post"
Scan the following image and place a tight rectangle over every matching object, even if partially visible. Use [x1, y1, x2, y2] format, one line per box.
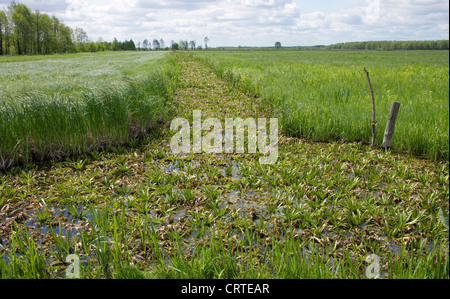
[382, 102, 401, 149]
[364, 67, 377, 147]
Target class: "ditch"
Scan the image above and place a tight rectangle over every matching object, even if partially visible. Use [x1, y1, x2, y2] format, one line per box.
[0, 53, 448, 279]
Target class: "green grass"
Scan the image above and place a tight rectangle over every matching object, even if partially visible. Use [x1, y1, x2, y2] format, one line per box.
[192, 50, 449, 160]
[0, 51, 118, 63]
[0, 52, 179, 169]
[0, 53, 448, 279]
[0, 51, 169, 96]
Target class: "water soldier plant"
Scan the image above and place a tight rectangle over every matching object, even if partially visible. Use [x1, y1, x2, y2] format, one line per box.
[0, 52, 448, 279]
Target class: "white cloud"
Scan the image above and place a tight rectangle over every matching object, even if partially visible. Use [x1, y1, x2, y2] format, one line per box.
[0, 0, 448, 46]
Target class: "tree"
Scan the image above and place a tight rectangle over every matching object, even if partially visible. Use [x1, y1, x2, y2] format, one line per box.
[204, 36, 209, 49]
[0, 10, 7, 55]
[142, 38, 149, 50]
[0, 2, 168, 55]
[189, 40, 196, 50]
[87, 41, 97, 52]
[171, 40, 179, 51]
[122, 39, 136, 51]
[152, 39, 160, 50]
[179, 40, 188, 50]
[32, 10, 41, 54]
[73, 27, 88, 44]
[10, 2, 33, 54]
[159, 39, 165, 49]
[178, 40, 185, 50]
[57, 22, 73, 53]
[39, 13, 53, 54]
[112, 37, 120, 51]
[326, 40, 449, 51]
[438, 40, 449, 50]
[275, 41, 281, 49]
[95, 37, 108, 52]
[1, 9, 12, 55]
[51, 16, 60, 52]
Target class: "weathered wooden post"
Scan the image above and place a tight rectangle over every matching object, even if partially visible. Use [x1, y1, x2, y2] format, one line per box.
[382, 102, 401, 149]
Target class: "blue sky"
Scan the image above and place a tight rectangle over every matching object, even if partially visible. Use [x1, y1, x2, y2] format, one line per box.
[1, 0, 448, 47]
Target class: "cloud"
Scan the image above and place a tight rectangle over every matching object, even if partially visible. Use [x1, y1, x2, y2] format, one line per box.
[1, 0, 68, 12]
[135, 0, 215, 10]
[289, 0, 449, 44]
[0, 0, 448, 46]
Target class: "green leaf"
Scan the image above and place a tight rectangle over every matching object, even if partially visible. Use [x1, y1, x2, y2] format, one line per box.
[439, 208, 449, 229]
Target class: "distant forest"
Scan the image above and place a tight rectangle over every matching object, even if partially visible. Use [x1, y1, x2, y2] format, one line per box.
[326, 40, 449, 51]
[0, 1, 147, 55]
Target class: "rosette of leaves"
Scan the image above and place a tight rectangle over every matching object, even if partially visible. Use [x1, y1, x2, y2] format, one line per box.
[439, 208, 449, 229]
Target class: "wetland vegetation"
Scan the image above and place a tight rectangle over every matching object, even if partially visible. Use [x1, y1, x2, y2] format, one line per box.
[0, 51, 448, 279]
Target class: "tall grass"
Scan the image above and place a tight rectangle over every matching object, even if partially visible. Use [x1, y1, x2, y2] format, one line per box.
[192, 50, 449, 160]
[0, 53, 179, 169]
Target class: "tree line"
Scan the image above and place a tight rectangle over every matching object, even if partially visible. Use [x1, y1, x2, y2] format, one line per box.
[169, 37, 209, 51]
[0, 1, 143, 55]
[1, 1, 211, 55]
[327, 40, 449, 51]
[0, 1, 75, 55]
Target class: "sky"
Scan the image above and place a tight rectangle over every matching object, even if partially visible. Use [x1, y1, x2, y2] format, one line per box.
[0, 0, 448, 47]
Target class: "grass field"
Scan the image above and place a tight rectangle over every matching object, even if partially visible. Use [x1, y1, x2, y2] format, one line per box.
[0, 51, 448, 279]
[0, 52, 179, 169]
[192, 50, 449, 161]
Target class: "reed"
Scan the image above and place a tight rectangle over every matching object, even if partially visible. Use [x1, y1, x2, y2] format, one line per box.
[0, 52, 179, 169]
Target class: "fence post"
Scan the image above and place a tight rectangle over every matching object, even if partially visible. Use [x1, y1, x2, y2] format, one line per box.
[364, 67, 377, 147]
[382, 102, 401, 149]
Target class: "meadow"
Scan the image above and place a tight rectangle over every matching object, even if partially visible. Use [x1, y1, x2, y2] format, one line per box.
[0, 51, 448, 279]
[0, 52, 178, 169]
[192, 50, 449, 160]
